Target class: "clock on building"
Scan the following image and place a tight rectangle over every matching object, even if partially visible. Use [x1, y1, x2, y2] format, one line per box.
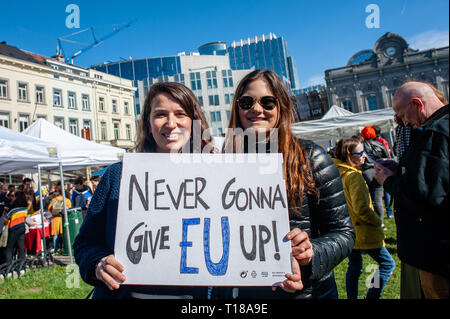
[385, 47, 396, 57]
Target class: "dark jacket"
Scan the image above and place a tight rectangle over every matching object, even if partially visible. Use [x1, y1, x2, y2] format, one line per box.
[362, 139, 390, 189]
[73, 162, 209, 299]
[237, 139, 355, 299]
[384, 104, 449, 277]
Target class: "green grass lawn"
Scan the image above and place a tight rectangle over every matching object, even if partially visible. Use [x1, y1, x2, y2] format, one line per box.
[0, 263, 92, 299]
[333, 215, 400, 299]
[1, 215, 400, 299]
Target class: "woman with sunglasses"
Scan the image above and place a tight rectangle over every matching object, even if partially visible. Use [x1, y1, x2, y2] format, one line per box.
[332, 138, 395, 299]
[73, 82, 215, 299]
[222, 70, 355, 299]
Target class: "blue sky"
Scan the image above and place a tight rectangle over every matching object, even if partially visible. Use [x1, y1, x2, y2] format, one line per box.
[1, 0, 448, 88]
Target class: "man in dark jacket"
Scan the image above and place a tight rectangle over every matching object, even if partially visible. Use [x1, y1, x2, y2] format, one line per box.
[375, 81, 449, 299]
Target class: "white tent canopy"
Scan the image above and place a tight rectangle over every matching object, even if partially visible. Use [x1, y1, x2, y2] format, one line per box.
[22, 119, 125, 171]
[292, 108, 396, 142]
[321, 105, 354, 119]
[0, 125, 59, 174]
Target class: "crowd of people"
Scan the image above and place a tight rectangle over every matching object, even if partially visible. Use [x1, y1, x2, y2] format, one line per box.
[1, 72, 448, 300]
[0, 175, 95, 270]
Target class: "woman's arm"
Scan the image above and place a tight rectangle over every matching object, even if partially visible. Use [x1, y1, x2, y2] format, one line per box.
[73, 164, 119, 287]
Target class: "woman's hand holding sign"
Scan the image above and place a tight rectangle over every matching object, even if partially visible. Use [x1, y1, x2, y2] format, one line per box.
[272, 228, 313, 293]
[287, 228, 314, 266]
[95, 254, 126, 291]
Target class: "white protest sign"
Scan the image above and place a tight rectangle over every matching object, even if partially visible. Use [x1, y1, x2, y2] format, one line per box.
[114, 153, 292, 286]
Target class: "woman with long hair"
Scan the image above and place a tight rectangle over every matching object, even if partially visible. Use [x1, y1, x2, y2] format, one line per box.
[73, 82, 215, 299]
[333, 138, 395, 299]
[223, 70, 355, 299]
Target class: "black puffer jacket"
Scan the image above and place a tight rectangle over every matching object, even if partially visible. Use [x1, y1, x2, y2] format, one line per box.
[236, 139, 355, 299]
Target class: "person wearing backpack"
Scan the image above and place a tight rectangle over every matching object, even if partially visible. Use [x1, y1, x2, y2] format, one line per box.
[71, 176, 92, 219]
[359, 126, 390, 230]
[48, 186, 71, 253]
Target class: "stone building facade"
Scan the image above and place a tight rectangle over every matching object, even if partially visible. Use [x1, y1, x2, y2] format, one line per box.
[325, 32, 449, 113]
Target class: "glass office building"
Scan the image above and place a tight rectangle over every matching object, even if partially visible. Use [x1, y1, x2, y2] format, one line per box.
[226, 33, 299, 90]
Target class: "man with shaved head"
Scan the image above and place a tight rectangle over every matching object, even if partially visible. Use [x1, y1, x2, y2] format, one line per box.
[375, 81, 448, 299]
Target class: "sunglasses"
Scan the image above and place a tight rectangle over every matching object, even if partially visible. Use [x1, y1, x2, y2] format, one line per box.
[238, 96, 278, 110]
[351, 149, 366, 157]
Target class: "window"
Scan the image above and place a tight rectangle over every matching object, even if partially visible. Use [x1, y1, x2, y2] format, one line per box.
[113, 122, 120, 140]
[0, 79, 9, 98]
[68, 91, 77, 109]
[19, 114, 29, 132]
[190, 72, 201, 91]
[198, 96, 203, 107]
[367, 96, 378, 111]
[35, 86, 45, 104]
[342, 100, 353, 112]
[210, 111, 221, 122]
[125, 124, 132, 140]
[100, 122, 107, 140]
[98, 97, 105, 111]
[206, 71, 218, 89]
[0, 113, 9, 128]
[208, 95, 220, 106]
[124, 101, 130, 115]
[69, 118, 79, 136]
[18, 82, 28, 101]
[82, 94, 90, 111]
[112, 99, 118, 113]
[54, 117, 65, 129]
[222, 70, 233, 88]
[53, 89, 62, 107]
[174, 74, 185, 85]
[82, 120, 92, 140]
[226, 110, 231, 120]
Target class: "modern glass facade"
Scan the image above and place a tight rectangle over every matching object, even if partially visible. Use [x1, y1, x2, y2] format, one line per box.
[225, 33, 299, 90]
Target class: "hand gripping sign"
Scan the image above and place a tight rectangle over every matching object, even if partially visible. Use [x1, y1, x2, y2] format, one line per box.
[114, 153, 292, 286]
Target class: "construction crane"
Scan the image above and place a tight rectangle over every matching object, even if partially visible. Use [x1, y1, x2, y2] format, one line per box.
[56, 19, 136, 64]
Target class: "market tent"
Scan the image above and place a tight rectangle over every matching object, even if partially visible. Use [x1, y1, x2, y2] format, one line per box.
[291, 107, 396, 142]
[22, 119, 125, 171]
[0, 125, 58, 174]
[321, 105, 354, 119]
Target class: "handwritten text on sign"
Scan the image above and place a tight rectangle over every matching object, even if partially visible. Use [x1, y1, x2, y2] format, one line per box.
[114, 153, 292, 286]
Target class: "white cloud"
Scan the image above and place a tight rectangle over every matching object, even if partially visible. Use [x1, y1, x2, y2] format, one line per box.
[305, 74, 325, 87]
[407, 30, 449, 50]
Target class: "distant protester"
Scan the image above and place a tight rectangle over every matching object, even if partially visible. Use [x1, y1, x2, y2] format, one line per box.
[360, 126, 390, 228]
[71, 176, 92, 218]
[333, 138, 395, 299]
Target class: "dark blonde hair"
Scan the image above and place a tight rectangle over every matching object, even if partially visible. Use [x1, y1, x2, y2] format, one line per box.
[334, 138, 362, 167]
[223, 70, 319, 215]
[135, 82, 213, 153]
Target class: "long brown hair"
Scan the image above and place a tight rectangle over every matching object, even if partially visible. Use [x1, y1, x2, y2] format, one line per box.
[135, 82, 213, 153]
[334, 138, 362, 168]
[223, 70, 319, 215]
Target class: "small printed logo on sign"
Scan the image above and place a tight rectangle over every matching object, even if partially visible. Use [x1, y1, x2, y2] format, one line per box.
[251, 270, 257, 278]
[240, 271, 248, 278]
[261, 272, 268, 278]
[272, 272, 285, 277]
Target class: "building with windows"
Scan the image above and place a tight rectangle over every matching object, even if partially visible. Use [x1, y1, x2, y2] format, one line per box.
[92, 53, 251, 135]
[0, 42, 137, 150]
[198, 33, 299, 91]
[293, 85, 329, 121]
[324, 32, 449, 113]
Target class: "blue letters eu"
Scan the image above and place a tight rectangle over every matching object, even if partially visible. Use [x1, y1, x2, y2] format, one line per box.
[179, 218, 200, 274]
[203, 217, 230, 276]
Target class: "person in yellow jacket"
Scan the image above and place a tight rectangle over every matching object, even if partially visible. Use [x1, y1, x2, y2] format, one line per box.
[48, 189, 71, 253]
[333, 138, 395, 299]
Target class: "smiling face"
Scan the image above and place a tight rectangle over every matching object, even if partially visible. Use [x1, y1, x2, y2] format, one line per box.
[149, 93, 192, 153]
[238, 79, 279, 133]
